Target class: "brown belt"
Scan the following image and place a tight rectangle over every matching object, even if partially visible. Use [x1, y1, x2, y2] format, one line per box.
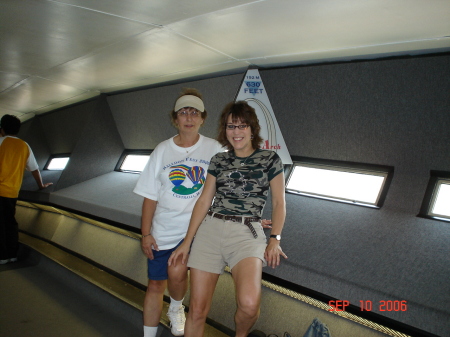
[207, 211, 260, 238]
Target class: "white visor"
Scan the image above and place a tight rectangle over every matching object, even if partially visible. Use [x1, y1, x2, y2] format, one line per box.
[174, 95, 204, 112]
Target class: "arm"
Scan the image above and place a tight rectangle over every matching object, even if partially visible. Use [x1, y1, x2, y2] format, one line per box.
[168, 173, 217, 266]
[141, 198, 158, 259]
[264, 172, 288, 268]
[31, 169, 52, 189]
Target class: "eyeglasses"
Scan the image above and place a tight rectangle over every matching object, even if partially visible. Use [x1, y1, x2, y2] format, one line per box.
[226, 124, 250, 130]
[177, 109, 200, 117]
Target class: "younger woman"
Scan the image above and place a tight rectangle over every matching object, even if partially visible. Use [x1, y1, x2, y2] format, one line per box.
[169, 101, 287, 337]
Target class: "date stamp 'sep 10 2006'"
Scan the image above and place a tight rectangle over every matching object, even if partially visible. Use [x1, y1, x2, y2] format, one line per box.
[328, 300, 408, 312]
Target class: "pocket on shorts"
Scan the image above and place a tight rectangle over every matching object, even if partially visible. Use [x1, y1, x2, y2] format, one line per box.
[195, 216, 214, 240]
[251, 222, 267, 241]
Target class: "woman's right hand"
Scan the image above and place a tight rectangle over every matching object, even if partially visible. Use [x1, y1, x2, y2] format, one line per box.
[141, 235, 158, 260]
[168, 242, 190, 267]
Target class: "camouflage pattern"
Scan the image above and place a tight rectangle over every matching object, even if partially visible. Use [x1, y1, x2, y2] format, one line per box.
[208, 149, 283, 217]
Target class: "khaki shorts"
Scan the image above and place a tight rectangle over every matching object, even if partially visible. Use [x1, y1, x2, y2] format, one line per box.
[187, 215, 267, 274]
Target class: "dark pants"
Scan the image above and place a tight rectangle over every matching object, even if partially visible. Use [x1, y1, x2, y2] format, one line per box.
[0, 197, 19, 260]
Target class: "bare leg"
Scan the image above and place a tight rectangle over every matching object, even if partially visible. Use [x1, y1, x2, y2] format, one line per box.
[231, 257, 263, 337]
[167, 255, 189, 301]
[143, 279, 167, 326]
[166, 255, 189, 335]
[184, 268, 220, 337]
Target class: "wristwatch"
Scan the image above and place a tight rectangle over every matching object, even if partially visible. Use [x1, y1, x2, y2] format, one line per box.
[270, 234, 281, 241]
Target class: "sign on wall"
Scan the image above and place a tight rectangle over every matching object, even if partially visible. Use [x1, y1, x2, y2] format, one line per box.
[235, 68, 292, 165]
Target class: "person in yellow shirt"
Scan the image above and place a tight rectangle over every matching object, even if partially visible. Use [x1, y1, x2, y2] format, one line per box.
[0, 114, 52, 264]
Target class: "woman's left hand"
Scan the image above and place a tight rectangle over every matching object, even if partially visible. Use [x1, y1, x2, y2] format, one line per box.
[264, 240, 288, 268]
[168, 242, 190, 267]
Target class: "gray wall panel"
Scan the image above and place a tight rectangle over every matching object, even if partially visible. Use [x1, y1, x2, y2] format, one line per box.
[18, 117, 57, 195]
[259, 55, 450, 335]
[55, 95, 124, 190]
[107, 74, 243, 149]
[19, 117, 51, 169]
[38, 102, 92, 155]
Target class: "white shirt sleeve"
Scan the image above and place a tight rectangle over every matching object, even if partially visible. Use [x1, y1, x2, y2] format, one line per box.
[25, 143, 39, 171]
[133, 146, 161, 201]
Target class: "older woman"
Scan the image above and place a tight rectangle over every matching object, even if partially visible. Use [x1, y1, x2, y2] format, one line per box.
[169, 101, 287, 337]
[133, 88, 223, 337]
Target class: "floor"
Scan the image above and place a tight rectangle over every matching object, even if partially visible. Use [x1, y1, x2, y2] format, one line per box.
[0, 249, 168, 337]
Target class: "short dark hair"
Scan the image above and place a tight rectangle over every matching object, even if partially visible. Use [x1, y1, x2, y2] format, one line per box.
[170, 88, 207, 127]
[0, 114, 21, 135]
[217, 101, 263, 151]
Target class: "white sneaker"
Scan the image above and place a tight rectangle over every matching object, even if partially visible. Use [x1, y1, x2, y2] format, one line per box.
[167, 305, 186, 336]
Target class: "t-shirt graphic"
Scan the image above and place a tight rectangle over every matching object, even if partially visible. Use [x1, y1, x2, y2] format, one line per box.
[169, 164, 206, 195]
[224, 170, 251, 198]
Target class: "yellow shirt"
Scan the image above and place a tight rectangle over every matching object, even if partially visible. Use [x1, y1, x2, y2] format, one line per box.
[0, 136, 38, 198]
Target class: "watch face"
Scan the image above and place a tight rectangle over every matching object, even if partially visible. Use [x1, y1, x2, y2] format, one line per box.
[271, 234, 281, 240]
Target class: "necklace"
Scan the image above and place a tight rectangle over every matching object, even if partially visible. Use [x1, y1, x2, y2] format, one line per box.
[237, 149, 254, 166]
[240, 156, 250, 166]
[184, 144, 196, 153]
[175, 134, 199, 153]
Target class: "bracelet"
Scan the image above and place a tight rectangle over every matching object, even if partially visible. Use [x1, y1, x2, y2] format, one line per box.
[142, 233, 152, 238]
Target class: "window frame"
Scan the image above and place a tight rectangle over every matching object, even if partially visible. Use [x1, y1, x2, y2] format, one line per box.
[285, 156, 394, 209]
[44, 153, 71, 171]
[115, 149, 152, 174]
[418, 170, 450, 222]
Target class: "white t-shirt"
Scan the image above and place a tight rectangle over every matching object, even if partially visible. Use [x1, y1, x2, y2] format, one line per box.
[133, 134, 223, 250]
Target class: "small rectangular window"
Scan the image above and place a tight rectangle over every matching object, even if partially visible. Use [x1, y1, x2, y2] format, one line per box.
[286, 157, 393, 208]
[419, 171, 450, 222]
[115, 150, 152, 173]
[44, 154, 70, 170]
[430, 180, 450, 218]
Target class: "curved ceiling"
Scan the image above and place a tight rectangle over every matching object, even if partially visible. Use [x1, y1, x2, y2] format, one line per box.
[0, 0, 449, 121]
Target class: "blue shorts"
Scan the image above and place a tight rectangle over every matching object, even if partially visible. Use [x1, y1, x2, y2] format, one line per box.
[147, 240, 184, 280]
